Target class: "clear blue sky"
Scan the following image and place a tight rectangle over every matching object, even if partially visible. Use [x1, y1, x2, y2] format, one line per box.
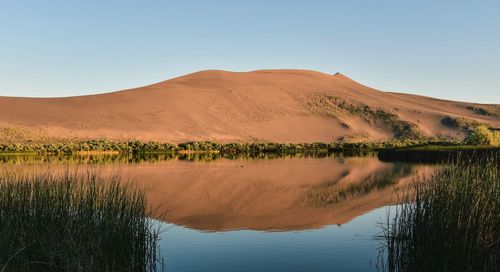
[1, 0, 499, 103]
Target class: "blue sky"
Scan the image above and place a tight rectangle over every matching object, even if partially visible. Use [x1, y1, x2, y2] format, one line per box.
[1, 0, 499, 103]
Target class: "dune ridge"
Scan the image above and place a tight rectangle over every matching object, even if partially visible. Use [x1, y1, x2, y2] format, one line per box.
[1, 69, 499, 143]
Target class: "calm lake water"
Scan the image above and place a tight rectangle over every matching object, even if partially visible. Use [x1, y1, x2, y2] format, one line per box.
[0, 152, 434, 271]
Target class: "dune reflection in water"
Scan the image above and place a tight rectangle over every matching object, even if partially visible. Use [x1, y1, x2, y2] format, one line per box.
[0, 153, 433, 231]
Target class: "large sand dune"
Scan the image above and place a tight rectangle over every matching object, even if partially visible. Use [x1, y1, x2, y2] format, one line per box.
[1, 69, 499, 143]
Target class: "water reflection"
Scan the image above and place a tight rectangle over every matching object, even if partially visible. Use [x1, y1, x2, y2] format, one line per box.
[0, 150, 372, 165]
[0, 152, 431, 231]
[1, 152, 436, 271]
[304, 163, 412, 206]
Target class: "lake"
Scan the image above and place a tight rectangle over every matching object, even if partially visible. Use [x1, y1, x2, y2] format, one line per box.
[0, 152, 435, 272]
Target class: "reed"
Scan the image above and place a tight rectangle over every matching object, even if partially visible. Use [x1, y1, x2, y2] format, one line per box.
[0, 170, 163, 272]
[379, 153, 500, 271]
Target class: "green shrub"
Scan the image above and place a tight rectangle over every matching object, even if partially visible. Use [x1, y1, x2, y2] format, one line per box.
[465, 125, 500, 146]
[0, 137, 489, 155]
[466, 105, 498, 116]
[441, 116, 482, 130]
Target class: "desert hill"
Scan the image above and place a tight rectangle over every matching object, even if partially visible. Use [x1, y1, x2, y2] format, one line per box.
[0, 69, 499, 143]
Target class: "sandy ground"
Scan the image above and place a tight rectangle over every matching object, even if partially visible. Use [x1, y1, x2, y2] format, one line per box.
[0, 69, 499, 143]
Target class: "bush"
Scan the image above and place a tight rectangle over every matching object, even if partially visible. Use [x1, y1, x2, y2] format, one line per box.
[465, 125, 500, 145]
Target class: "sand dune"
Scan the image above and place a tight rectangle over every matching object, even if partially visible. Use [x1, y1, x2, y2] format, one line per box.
[1, 69, 499, 143]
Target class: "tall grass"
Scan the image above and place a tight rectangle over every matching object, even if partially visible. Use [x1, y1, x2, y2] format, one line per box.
[379, 153, 499, 271]
[0, 170, 164, 272]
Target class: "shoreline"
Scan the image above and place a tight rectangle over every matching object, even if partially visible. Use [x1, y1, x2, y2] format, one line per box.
[0, 139, 497, 155]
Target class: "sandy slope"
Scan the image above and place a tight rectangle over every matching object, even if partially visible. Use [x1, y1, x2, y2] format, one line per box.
[0, 69, 499, 143]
